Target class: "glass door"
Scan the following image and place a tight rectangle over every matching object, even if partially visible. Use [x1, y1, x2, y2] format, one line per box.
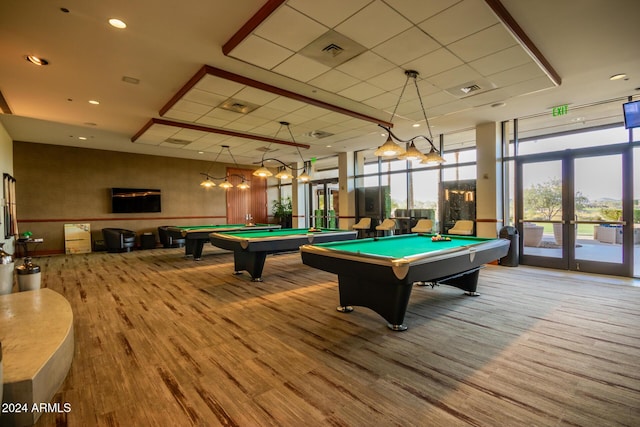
[518, 151, 631, 276]
[519, 159, 567, 269]
[571, 153, 626, 275]
[311, 180, 338, 228]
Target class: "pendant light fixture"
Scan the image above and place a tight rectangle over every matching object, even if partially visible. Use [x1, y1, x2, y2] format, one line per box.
[376, 70, 445, 164]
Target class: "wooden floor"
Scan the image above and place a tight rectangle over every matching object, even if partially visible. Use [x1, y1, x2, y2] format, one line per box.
[27, 247, 640, 426]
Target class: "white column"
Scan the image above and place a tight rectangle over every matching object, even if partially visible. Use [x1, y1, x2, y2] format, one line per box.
[475, 122, 503, 237]
[338, 152, 355, 230]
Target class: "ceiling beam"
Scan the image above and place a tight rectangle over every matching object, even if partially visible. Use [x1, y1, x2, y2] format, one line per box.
[485, 0, 561, 86]
[222, 0, 286, 56]
[159, 65, 392, 128]
[131, 117, 311, 149]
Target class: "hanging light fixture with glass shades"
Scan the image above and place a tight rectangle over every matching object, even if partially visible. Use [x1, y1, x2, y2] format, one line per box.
[253, 121, 311, 182]
[199, 145, 250, 189]
[374, 70, 445, 164]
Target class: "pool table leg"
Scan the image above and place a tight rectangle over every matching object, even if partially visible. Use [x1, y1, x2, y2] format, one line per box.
[192, 240, 206, 261]
[233, 251, 267, 282]
[336, 275, 412, 331]
[184, 240, 195, 257]
[432, 267, 482, 295]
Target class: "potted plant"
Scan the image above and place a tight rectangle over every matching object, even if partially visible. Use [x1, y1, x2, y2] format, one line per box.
[272, 197, 292, 228]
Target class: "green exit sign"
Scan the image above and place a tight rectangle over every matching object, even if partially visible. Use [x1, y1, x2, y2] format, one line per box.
[552, 104, 568, 116]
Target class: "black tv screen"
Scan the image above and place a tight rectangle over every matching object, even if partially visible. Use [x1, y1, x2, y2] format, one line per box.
[623, 100, 640, 129]
[111, 188, 161, 213]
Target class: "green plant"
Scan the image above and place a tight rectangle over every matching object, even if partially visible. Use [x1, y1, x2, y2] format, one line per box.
[272, 197, 292, 218]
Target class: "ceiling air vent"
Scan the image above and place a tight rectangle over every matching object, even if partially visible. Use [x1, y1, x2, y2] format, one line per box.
[299, 30, 367, 67]
[322, 43, 344, 57]
[164, 138, 191, 145]
[305, 130, 334, 139]
[460, 84, 482, 94]
[445, 78, 497, 98]
[219, 98, 259, 114]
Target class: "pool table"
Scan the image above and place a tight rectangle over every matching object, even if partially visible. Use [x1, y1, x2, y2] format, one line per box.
[300, 234, 510, 331]
[209, 228, 358, 281]
[165, 224, 280, 260]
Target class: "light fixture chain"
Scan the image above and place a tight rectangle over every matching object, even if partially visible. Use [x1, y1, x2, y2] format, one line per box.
[391, 73, 411, 123]
[412, 74, 434, 142]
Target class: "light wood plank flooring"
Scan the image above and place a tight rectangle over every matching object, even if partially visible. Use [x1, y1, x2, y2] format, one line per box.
[22, 248, 640, 426]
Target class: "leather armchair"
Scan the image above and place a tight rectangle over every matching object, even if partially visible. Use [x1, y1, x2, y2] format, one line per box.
[157, 226, 186, 248]
[102, 228, 136, 253]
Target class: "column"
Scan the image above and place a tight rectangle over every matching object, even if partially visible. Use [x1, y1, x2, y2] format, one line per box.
[475, 122, 503, 237]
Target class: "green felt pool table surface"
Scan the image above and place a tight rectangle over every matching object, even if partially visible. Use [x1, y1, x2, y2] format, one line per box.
[309, 234, 496, 259]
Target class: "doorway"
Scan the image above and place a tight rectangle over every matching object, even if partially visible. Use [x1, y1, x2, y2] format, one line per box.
[311, 180, 338, 229]
[517, 149, 632, 276]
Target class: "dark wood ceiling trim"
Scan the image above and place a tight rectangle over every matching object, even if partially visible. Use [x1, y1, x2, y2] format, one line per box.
[159, 66, 209, 116]
[132, 117, 311, 149]
[222, 0, 286, 56]
[159, 65, 392, 128]
[484, 0, 561, 86]
[0, 90, 12, 114]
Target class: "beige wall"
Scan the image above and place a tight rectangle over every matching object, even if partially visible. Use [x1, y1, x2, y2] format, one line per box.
[13, 141, 239, 254]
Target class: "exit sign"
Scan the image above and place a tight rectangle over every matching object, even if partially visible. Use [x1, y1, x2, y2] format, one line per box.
[552, 104, 568, 116]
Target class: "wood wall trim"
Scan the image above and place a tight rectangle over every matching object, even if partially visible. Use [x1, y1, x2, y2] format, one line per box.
[484, 0, 561, 86]
[222, 0, 287, 56]
[17, 216, 228, 223]
[475, 218, 503, 223]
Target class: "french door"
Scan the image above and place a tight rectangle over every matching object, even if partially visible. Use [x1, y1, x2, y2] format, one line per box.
[311, 180, 339, 228]
[517, 148, 632, 276]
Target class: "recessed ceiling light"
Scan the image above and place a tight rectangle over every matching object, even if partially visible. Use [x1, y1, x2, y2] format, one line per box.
[609, 73, 627, 81]
[491, 102, 506, 108]
[88, 100, 100, 105]
[78, 136, 87, 140]
[25, 55, 49, 66]
[412, 123, 420, 128]
[108, 18, 127, 29]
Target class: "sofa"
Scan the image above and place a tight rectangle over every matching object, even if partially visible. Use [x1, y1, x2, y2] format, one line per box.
[102, 228, 136, 253]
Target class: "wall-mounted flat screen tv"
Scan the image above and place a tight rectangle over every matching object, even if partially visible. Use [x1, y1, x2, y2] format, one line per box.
[111, 188, 161, 213]
[623, 100, 640, 129]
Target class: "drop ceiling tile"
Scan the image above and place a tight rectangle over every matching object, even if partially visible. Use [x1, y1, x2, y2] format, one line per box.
[231, 114, 271, 128]
[184, 140, 219, 151]
[195, 115, 232, 128]
[372, 27, 441, 66]
[203, 107, 244, 122]
[487, 62, 547, 87]
[163, 109, 203, 122]
[172, 128, 205, 141]
[287, 0, 372, 28]
[294, 104, 333, 119]
[362, 91, 400, 110]
[308, 69, 360, 93]
[225, 120, 258, 133]
[233, 86, 280, 106]
[419, 0, 498, 45]
[447, 24, 517, 62]
[250, 106, 289, 121]
[321, 111, 359, 125]
[335, 51, 396, 80]
[229, 34, 294, 69]
[402, 48, 463, 78]
[272, 53, 332, 82]
[470, 45, 533, 77]
[384, 0, 460, 24]
[264, 97, 308, 113]
[182, 88, 228, 108]
[338, 81, 386, 102]
[172, 99, 215, 115]
[503, 75, 556, 97]
[461, 87, 510, 107]
[427, 64, 483, 90]
[254, 5, 328, 51]
[366, 68, 406, 91]
[195, 75, 245, 97]
[335, 1, 413, 49]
